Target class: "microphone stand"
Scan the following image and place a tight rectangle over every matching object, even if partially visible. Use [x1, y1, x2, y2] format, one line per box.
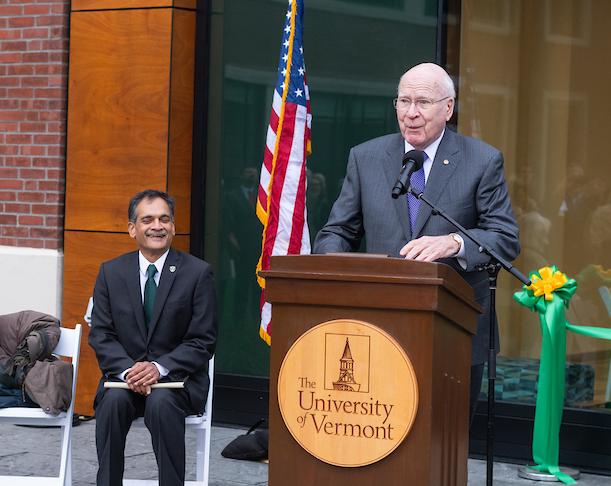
[408, 186, 530, 486]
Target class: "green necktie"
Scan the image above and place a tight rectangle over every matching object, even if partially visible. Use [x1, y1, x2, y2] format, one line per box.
[143, 264, 158, 327]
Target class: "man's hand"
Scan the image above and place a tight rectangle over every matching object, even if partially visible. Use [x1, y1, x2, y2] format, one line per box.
[126, 361, 160, 396]
[400, 235, 460, 262]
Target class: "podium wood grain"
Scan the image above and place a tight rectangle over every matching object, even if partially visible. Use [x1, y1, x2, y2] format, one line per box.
[263, 255, 480, 486]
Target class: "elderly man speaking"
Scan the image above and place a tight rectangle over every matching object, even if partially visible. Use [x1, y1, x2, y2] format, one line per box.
[313, 63, 520, 423]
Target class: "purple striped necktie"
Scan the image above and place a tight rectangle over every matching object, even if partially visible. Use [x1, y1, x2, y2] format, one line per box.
[407, 159, 426, 234]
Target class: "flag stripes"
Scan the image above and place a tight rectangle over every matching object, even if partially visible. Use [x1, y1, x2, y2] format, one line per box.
[256, 0, 311, 344]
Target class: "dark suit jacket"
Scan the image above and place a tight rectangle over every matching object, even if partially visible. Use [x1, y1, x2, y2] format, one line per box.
[89, 248, 217, 413]
[314, 130, 520, 364]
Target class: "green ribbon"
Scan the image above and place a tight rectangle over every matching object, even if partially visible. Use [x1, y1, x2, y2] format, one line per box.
[513, 265, 611, 484]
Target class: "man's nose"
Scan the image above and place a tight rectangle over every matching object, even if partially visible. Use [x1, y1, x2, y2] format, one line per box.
[406, 103, 420, 117]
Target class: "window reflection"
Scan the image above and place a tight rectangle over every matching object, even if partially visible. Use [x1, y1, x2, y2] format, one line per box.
[208, 0, 436, 377]
[306, 170, 331, 247]
[461, 0, 611, 410]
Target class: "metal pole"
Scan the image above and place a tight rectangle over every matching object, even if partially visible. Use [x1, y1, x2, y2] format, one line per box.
[486, 262, 500, 486]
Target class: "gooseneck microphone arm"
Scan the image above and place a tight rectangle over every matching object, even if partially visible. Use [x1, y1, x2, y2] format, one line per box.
[408, 187, 530, 285]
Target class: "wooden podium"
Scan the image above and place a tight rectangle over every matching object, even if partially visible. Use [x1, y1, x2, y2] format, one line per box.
[263, 254, 481, 486]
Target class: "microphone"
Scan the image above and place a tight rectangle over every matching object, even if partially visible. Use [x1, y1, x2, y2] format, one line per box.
[391, 150, 426, 199]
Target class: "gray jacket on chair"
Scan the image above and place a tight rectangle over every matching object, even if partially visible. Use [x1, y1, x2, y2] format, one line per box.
[0, 310, 72, 414]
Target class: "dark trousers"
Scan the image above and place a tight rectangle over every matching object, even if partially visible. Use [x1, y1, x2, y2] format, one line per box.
[95, 388, 191, 486]
[469, 362, 485, 427]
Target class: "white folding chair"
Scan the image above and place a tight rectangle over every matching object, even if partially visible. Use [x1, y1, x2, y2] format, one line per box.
[123, 356, 215, 486]
[0, 324, 82, 486]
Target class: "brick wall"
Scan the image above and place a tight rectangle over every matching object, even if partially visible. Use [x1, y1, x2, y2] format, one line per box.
[0, 0, 70, 250]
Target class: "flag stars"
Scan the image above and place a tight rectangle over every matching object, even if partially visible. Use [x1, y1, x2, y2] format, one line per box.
[284, 25, 291, 33]
[298, 67, 305, 76]
[286, 10, 291, 19]
[300, 46, 303, 54]
[295, 88, 303, 97]
[282, 53, 289, 62]
[281, 68, 287, 76]
[283, 39, 290, 48]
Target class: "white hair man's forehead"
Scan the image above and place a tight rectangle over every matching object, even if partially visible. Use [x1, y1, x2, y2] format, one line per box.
[398, 63, 455, 98]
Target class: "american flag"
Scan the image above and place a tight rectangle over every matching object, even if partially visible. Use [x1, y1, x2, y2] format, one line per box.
[256, 0, 312, 345]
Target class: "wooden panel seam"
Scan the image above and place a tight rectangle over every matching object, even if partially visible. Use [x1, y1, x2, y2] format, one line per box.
[71, 0, 196, 12]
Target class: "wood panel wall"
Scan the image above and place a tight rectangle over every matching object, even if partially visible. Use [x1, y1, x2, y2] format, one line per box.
[64, 1, 197, 415]
[71, 0, 196, 10]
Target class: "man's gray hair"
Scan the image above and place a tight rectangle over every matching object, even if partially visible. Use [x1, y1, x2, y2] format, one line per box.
[439, 71, 456, 99]
[128, 189, 175, 222]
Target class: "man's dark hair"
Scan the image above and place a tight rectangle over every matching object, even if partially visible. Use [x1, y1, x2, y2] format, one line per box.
[128, 189, 175, 222]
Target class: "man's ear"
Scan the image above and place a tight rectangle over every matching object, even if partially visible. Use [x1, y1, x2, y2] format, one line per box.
[445, 98, 455, 121]
[128, 221, 136, 239]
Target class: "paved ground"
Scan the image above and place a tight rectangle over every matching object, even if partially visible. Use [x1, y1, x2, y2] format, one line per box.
[1, 420, 610, 485]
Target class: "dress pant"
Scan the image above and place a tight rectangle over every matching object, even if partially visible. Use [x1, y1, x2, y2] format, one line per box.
[95, 388, 191, 486]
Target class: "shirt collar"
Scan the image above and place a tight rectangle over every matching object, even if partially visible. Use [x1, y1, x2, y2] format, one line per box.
[138, 249, 170, 277]
[404, 128, 445, 162]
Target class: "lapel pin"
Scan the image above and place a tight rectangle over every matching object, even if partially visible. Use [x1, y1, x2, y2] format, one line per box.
[443, 159, 450, 165]
[169, 265, 176, 273]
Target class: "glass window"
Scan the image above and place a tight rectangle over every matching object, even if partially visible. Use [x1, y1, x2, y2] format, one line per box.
[460, 0, 611, 411]
[206, 0, 438, 377]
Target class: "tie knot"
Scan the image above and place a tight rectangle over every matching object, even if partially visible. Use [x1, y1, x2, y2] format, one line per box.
[147, 264, 157, 279]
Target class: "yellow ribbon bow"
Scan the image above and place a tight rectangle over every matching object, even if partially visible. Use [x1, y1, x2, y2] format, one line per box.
[527, 266, 568, 301]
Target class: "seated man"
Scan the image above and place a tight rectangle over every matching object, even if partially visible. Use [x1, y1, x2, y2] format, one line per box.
[89, 189, 218, 486]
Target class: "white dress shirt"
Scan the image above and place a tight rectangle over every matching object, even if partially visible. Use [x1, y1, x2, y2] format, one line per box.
[404, 130, 466, 266]
[117, 250, 170, 381]
[138, 250, 168, 300]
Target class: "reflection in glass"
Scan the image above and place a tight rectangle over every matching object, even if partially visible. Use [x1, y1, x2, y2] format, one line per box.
[460, 0, 611, 410]
[207, 0, 436, 378]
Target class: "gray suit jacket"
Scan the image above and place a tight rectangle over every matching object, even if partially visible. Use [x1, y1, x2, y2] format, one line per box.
[313, 129, 520, 364]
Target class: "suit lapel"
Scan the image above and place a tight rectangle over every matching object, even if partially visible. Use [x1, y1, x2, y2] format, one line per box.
[124, 252, 148, 341]
[382, 133, 412, 242]
[413, 130, 460, 237]
[146, 248, 180, 342]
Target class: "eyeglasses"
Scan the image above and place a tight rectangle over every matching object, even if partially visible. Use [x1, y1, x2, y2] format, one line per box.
[392, 96, 451, 112]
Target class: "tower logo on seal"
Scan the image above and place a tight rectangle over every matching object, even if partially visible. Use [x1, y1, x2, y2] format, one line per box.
[277, 319, 419, 467]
